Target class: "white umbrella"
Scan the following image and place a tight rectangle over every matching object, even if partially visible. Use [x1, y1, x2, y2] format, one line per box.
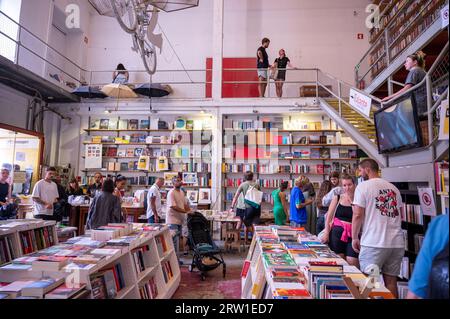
[101, 83, 138, 98]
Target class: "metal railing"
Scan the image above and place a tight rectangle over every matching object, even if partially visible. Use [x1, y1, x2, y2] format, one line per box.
[355, 0, 447, 89]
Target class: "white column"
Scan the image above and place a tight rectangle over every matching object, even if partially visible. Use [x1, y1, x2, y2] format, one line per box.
[212, 0, 224, 100]
[210, 108, 223, 211]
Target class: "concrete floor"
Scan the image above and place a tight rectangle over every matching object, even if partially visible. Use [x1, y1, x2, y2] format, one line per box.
[172, 242, 247, 299]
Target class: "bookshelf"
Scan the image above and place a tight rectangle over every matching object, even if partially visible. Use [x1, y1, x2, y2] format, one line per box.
[82, 116, 213, 208]
[241, 225, 394, 299]
[0, 220, 58, 266]
[366, 0, 446, 80]
[0, 224, 180, 299]
[222, 114, 360, 210]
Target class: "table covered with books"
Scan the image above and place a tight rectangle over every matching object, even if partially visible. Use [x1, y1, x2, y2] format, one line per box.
[241, 225, 395, 299]
[0, 222, 180, 299]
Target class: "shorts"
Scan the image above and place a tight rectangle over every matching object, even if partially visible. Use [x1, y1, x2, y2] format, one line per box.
[359, 246, 404, 277]
[243, 206, 261, 227]
[236, 208, 246, 220]
[329, 226, 358, 258]
[257, 69, 268, 79]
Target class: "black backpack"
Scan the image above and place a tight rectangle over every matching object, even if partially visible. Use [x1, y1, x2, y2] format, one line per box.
[428, 241, 449, 299]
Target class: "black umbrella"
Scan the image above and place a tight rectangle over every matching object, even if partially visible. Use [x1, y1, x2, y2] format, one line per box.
[134, 83, 171, 98]
[72, 86, 108, 99]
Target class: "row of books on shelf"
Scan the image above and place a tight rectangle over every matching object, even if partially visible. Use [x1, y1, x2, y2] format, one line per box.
[155, 235, 168, 256]
[399, 256, 413, 280]
[369, 0, 408, 43]
[0, 236, 16, 265]
[435, 161, 449, 194]
[89, 134, 209, 145]
[90, 118, 210, 131]
[402, 204, 424, 225]
[91, 263, 126, 299]
[20, 227, 56, 255]
[223, 118, 333, 131]
[0, 278, 88, 299]
[139, 277, 158, 299]
[222, 163, 356, 175]
[225, 148, 357, 160]
[388, 0, 423, 44]
[401, 230, 424, 253]
[102, 146, 210, 159]
[223, 133, 353, 146]
[389, 4, 441, 59]
[161, 260, 174, 284]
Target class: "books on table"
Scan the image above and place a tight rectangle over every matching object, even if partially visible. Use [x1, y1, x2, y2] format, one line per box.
[21, 277, 65, 298]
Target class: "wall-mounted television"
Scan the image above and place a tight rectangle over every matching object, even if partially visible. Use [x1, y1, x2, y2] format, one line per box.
[374, 94, 423, 154]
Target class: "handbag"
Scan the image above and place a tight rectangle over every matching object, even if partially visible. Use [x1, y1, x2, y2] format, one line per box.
[244, 185, 263, 209]
[318, 195, 340, 242]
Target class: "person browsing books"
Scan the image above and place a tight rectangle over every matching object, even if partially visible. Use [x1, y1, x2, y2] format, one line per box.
[31, 167, 59, 220]
[87, 172, 103, 197]
[0, 168, 12, 206]
[86, 179, 123, 230]
[300, 176, 316, 233]
[289, 177, 313, 228]
[67, 178, 84, 196]
[147, 177, 164, 223]
[230, 171, 262, 241]
[315, 180, 332, 235]
[321, 174, 359, 268]
[113, 175, 127, 202]
[407, 214, 449, 299]
[166, 175, 192, 264]
[352, 159, 405, 298]
[272, 181, 290, 225]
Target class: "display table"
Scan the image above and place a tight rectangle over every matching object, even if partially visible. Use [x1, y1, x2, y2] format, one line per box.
[78, 204, 145, 235]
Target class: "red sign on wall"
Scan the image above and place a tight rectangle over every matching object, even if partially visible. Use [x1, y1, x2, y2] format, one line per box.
[357, 33, 364, 40]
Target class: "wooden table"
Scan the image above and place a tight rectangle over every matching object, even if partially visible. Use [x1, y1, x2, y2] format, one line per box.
[78, 204, 145, 235]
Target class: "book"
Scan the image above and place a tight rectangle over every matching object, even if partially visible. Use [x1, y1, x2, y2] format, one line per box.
[129, 119, 139, 130]
[90, 120, 100, 129]
[32, 257, 69, 271]
[140, 120, 150, 129]
[118, 119, 128, 130]
[99, 119, 109, 130]
[273, 288, 311, 299]
[0, 281, 35, 298]
[45, 283, 86, 299]
[108, 119, 118, 130]
[21, 277, 65, 298]
[90, 274, 107, 299]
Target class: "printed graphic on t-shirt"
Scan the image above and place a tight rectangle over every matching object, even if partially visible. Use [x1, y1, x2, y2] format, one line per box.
[375, 189, 399, 218]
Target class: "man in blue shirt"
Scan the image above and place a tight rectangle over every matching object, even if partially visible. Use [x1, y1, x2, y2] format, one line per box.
[289, 177, 313, 227]
[407, 214, 449, 298]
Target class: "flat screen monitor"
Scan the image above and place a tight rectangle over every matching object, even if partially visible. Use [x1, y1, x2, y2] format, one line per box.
[374, 95, 423, 154]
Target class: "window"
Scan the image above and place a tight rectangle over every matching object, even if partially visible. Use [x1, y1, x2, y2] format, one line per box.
[0, 0, 22, 62]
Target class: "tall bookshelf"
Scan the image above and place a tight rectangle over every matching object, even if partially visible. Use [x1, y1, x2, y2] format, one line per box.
[0, 220, 58, 266]
[82, 115, 213, 208]
[0, 224, 180, 299]
[366, 0, 446, 80]
[222, 114, 360, 211]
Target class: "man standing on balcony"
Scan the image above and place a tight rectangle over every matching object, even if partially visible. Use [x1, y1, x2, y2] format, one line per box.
[257, 38, 270, 97]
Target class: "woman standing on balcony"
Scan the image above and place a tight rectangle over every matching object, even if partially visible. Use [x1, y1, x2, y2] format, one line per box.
[381, 51, 427, 116]
[272, 49, 296, 98]
[112, 63, 129, 84]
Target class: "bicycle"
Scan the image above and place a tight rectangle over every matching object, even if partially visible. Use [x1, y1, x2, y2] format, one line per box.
[109, 0, 157, 74]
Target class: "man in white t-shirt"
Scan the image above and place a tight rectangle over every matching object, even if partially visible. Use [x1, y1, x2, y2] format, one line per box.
[32, 167, 59, 220]
[352, 159, 404, 298]
[167, 176, 191, 264]
[147, 177, 164, 223]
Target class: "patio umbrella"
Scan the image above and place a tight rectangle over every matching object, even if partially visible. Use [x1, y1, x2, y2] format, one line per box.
[72, 86, 107, 99]
[101, 83, 138, 98]
[134, 83, 172, 97]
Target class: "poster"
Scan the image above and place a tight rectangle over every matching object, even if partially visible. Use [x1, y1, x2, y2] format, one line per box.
[15, 152, 26, 162]
[85, 144, 102, 169]
[13, 171, 27, 184]
[198, 188, 211, 204]
[187, 190, 199, 204]
[182, 172, 198, 185]
[439, 99, 449, 140]
[418, 187, 437, 217]
[349, 88, 372, 118]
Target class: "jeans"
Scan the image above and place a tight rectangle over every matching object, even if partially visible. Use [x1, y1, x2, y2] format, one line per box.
[316, 214, 326, 235]
[168, 224, 182, 260]
[290, 221, 306, 228]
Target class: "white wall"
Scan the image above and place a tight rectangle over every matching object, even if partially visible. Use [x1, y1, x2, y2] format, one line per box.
[0, 83, 30, 129]
[0, 0, 22, 62]
[85, 0, 371, 92]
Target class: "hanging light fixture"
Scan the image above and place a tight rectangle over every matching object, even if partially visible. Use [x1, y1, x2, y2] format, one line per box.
[148, 0, 199, 12]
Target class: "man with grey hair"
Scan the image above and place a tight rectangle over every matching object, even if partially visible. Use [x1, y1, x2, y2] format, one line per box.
[147, 177, 165, 223]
